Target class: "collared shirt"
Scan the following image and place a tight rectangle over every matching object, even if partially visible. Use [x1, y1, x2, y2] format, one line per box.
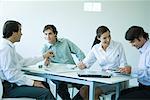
[132, 40, 150, 86]
[41, 38, 85, 64]
[0, 39, 43, 86]
[83, 40, 128, 70]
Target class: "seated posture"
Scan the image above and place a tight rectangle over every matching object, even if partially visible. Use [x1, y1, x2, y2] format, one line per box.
[41, 24, 85, 100]
[77, 26, 130, 100]
[118, 26, 150, 100]
[0, 20, 55, 100]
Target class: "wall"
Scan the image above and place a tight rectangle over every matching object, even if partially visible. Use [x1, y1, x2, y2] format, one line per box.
[0, 0, 150, 69]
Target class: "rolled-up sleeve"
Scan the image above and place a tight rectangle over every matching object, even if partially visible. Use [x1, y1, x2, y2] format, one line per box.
[67, 39, 85, 60]
[83, 48, 97, 68]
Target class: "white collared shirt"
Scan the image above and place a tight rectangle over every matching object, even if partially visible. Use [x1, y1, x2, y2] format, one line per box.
[83, 40, 128, 70]
[0, 39, 43, 86]
[132, 40, 150, 86]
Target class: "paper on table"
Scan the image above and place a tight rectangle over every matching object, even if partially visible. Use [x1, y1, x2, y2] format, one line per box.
[45, 63, 80, 73]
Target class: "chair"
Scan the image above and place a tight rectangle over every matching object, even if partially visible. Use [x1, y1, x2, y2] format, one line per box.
[0, 79, 35, 100]
[99, 81, 129, 100]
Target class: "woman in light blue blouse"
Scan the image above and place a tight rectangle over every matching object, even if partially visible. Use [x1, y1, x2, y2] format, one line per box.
[77, 26, 130, 100]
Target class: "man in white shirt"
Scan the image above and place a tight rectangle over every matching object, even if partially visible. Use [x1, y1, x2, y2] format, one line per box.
[118, 26, 150, 99]
[0, 20, 55, 100]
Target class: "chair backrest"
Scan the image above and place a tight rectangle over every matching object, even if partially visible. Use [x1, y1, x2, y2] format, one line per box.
[0, 79, 3, 99]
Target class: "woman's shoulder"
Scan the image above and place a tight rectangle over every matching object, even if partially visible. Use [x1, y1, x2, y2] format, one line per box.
[92, 44, 100, 50]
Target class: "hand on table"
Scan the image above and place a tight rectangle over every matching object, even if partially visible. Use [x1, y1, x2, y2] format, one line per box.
[77, 61, 86, 70]
[119, 66, 131, 74]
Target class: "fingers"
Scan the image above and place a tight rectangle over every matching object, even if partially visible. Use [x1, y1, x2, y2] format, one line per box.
[43, 51, 54, 59]
[44, 59, 50, 66]
[49, 51, 54, 57]
[77, 61, 86, 70]
[33, 81, 46, 88]
[119, 67, 131, 74]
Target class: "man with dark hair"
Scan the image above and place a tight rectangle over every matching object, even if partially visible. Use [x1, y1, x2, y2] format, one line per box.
[0, 20, 55, 100]
[117, 26, 150, 99]
[42, 24, 85, 100]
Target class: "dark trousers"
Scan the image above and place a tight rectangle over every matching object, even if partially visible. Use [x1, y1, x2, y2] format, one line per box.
[52, 80, 83, 100]
[118, 83, 150, 100]
[2, 80, 55, 100]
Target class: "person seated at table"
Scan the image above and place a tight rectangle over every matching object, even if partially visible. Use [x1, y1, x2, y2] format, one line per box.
[0, 20, 55, 100]
[77, 26, 130, 100]
[41, 24, 85, 100]
[116, 26, 150, 100]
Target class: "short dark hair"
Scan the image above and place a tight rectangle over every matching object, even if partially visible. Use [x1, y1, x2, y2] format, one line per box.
[43, 24, 58, 35]
[3, 20, 21, 38]
[125, 26, 149, 41]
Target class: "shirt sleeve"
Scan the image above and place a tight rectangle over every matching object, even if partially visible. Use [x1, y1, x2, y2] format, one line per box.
[17, 53, 44, 67]
[66, 39, 85, 61]
[1, 48, 34, 86]
[132, 50, 150, 79]
[83, 48, 97, 68]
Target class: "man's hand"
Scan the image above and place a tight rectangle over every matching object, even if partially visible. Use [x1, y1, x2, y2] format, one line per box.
[119, 66, 131, 74]
[33, 80, 46, 88]
[43, 51, 54, 59]
[77, 61, 86, 70]
[44, 58, 50, 66]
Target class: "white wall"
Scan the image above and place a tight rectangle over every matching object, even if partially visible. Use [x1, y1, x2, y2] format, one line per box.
[0, 0, 150, 69]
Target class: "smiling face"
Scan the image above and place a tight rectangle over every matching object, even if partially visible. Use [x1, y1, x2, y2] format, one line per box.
[44, 29, 57, 44]
[97, 31, 111, 48]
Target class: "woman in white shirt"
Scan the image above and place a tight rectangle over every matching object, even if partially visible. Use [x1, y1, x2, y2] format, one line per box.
[77, 26, 130, 100]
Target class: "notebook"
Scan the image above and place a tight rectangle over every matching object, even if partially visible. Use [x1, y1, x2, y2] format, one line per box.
[77, 70, 112, 78]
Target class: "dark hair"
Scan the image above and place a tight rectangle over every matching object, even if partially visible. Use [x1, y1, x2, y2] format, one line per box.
[125, 26, 149, 41]
[43, 24, 58, 35]
[3, 20, 21, 38]
[92, 26, 110, 47]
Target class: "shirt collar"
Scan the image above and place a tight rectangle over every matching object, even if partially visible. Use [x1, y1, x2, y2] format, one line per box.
[2, 38, 15, 48]
[138, 40, 150, 54]
[46, 38, 63, 47]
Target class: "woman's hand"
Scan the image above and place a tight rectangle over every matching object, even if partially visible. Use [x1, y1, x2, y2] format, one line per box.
[77, 61, 86, 70]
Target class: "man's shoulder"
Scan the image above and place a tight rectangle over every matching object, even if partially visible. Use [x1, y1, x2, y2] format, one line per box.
[0, 43, 12, 53]
[58, 38, 68, 41]
[58, 38, 72, 43]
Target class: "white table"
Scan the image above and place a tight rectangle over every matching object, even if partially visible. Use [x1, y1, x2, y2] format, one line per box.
[22, 63, 132, 100]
